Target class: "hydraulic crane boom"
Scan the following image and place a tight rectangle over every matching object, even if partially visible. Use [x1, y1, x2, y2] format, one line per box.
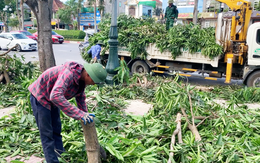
[216, 0, 252, 42]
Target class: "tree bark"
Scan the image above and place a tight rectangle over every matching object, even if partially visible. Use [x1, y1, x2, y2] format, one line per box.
[77, 0, 83, 30]
[193, 0, 198, 24]
[20, 0, 24, 30]
[1, 12, 8, 32]
[81, 121, 101, 163]
[25, 0, 56, 72]
[16, 0, 22, 30]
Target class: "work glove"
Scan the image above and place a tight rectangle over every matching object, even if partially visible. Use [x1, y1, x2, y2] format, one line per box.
[81, 113, 95, 125]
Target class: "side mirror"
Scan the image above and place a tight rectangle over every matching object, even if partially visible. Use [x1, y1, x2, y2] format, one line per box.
[8, 37, 13, 40]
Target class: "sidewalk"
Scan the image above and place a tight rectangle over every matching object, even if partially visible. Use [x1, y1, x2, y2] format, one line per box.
[64, 40, 81, 44]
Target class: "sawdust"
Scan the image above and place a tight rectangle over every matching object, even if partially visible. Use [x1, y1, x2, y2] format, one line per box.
[5, 155, 44, 163]
[0, 106, 16, 119]
[124, 100, 153, 116]
[213, 99, 260, 109]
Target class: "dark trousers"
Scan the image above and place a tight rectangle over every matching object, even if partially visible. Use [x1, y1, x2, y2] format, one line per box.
[166, 19, 174, 30]
[30, 94, 65, 163]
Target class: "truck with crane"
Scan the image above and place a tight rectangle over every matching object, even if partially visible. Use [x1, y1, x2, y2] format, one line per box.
[102, 0, 260, 86]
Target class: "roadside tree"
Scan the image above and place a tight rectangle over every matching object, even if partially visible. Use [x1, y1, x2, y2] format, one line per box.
[25, 0, 56, 71]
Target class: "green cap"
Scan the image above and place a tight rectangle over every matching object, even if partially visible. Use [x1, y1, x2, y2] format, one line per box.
[168, 0, 173, 3]
[83, 63, 107, 84]
[97, 40, 104, 45]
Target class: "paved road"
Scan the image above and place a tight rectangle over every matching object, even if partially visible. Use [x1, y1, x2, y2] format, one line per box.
[0, 43, 243, 86]
[0, 42, 85, 66]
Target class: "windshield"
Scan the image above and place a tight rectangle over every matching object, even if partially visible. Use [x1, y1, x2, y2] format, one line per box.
[22, 31, 33, 36]
[52, 31, 58, 35]
[12, 34, 28, 39]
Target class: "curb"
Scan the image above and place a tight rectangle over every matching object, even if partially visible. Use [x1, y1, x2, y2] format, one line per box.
[64, 40, 81, 44]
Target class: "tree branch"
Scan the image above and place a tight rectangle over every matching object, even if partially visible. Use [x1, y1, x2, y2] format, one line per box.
[168, 113, 182, 163]
[181, 108, 201, 141]
[0, 45, 17, 56]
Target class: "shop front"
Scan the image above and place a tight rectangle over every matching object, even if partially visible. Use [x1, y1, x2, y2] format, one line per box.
[80, 11, 101, 30]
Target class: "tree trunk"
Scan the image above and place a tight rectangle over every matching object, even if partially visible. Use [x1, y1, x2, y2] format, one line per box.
[25, 0, 56, 72]
[81, 121, 101, 163]
[1, 12, 8, 32]
[57, 14, 60, 30]
[193, 0, 198, 24]
[16, 0, 22, 30]
[94, 1, 97, 33]
[20, 0, 25, 30]
[77, 8, 80, 30]
[77, 0, 83, 30]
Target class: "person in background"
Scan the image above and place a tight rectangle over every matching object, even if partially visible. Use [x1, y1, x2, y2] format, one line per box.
[87, 40, 104, 63]
[165, 0, 179, 30]
[28, 62, 107, 163]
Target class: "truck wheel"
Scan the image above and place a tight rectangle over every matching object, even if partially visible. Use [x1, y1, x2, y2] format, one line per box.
[131, 61, 149, 74]
[246, 71, 260, 87]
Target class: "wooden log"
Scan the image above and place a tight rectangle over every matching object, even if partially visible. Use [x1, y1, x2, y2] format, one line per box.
[81, 121, 101, 163]
[3, 70, 10, 84]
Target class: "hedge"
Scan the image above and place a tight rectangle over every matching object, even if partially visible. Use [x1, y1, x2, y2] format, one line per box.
[28, 30, 86, 39]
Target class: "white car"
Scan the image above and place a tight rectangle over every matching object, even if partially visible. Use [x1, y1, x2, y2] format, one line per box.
[0, 32, 37, 51]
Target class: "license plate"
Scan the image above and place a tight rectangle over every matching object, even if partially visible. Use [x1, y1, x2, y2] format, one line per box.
[31, 45, 35, 48]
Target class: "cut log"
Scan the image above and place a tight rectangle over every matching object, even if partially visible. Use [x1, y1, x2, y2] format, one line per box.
[81, 121, 101, 163]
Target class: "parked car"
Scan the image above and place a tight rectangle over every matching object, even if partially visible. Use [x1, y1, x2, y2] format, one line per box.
[0, 32, 37, 51]
[79, 29, 95, 53]
[10, 30, 37, 41]
[32, 31, 64, 44]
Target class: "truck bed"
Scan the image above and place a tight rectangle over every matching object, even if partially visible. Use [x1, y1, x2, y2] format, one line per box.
[117, 44, 220, 67]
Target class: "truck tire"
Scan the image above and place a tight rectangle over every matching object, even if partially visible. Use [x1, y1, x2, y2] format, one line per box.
[131, 60, 149, 74]
[246, 71, 260, 87]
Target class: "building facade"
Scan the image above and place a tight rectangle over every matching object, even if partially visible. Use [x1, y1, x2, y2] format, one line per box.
[104, 0, 126, 16]
[124, 0, 162, 18]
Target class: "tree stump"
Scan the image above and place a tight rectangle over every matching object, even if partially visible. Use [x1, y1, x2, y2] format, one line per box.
[81, 121, 101, 163]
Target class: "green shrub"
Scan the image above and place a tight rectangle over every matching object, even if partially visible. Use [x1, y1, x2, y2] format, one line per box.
[27, 30, 86, 40]
[28, 29, 36, 34]
[54, 30, 85, 39]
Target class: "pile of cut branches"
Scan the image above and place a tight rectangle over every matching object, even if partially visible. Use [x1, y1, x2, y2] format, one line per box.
[1, 56, 260, 162]
[81, 15, 223, 61]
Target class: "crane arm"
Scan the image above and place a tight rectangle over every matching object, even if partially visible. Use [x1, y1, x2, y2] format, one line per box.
[216, 0, 250, 12]
[216, 0, 252, 42]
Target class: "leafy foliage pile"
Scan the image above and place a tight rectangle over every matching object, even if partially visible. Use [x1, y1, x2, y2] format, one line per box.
[0, 55, 38, 108]
[81, 15, 223, 61]
[1, 56, 260, 163]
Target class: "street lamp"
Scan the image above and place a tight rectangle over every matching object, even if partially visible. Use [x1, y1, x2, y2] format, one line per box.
[3, 5, 12, 32]
[105, 0, 120, 84]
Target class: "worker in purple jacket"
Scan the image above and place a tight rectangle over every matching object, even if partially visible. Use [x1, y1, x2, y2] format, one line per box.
[28, 62, 107, 163]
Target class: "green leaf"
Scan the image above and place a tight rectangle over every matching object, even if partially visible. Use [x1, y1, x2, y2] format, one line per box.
[216, 134, 223, 146]
[105, 143, 124, 161]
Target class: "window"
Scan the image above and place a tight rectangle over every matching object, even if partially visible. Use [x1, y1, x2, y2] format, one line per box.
[256, 29, 260, 44]
[205, 21, 210, 28]
[51, 31, 57, 35]
[12, 34, 27, 39]
[22, 31, 33, 36]
[6, 35, 13, 40]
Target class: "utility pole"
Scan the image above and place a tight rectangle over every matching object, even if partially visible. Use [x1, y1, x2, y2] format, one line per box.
[105, 0, 119, 84]
[94, 0, 97, 33]
[193, 0, 198, 24]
